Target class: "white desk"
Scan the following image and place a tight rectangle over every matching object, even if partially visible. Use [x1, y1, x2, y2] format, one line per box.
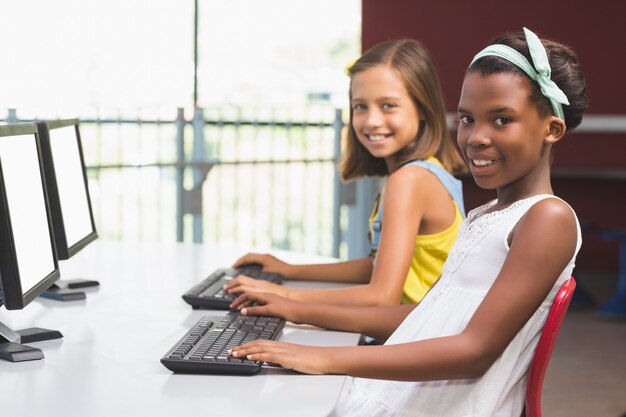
[0, 241, 360, 417]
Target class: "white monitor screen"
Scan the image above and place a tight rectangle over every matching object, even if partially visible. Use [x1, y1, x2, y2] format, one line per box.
[0, 134, 56, 294]
[49, 126, 93, 248]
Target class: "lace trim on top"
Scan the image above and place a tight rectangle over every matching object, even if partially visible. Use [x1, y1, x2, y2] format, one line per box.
[443, 194, 552, 273]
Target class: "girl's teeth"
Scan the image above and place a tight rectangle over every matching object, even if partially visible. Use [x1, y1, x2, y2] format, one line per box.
[473, 159, 497, 167]
[369, 135, 386, 141]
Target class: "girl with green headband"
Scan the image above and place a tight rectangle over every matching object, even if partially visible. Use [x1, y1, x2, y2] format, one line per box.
[229, 28, 588, 417]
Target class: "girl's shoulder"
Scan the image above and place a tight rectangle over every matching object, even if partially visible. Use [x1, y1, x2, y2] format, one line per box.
[386, 160, 442, 190]
[510, 196, 581, 272]
[468, 194, 574, 218]
[388, 156, 466, 216]
[507, 196, 579, 246]
[397, 156, 444, 171]
[390, 157, 446, 181]
[467, 195, 578, 235]
[518, 196, 579, 232]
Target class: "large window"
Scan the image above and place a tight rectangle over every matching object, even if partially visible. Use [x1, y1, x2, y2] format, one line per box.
[1, 0, 360, 117]
[1, 1, 361, 258]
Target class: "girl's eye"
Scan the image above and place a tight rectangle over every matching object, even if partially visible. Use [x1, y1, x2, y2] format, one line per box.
[459, 115, 473, 125]
[352, 103, 366, 111]
[494, 117, 510, 126]
[382, 103, 396, 110]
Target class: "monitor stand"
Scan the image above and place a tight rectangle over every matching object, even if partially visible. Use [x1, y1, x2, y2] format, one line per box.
[39, 277, 100, 301]
[53, 278, 100, 289]
[0, 320, 63, 362]
[39, 285, 87, 302]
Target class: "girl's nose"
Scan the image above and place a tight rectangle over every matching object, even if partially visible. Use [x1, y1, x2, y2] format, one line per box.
[364, 109, 384, 129]
[466, 127, 491, 148]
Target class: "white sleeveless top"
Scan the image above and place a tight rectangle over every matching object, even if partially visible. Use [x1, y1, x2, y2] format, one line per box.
[332, 194, 582, 417]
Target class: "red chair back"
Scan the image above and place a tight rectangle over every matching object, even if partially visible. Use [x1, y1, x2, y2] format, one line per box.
[525, 277, 576, 417]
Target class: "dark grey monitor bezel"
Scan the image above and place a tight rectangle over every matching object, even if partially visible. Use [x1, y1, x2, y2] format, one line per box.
[36, 118, 98, 260]
[0, 123, 61, 310]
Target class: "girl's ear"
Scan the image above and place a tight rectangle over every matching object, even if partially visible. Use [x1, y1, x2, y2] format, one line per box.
[544, 117, 567, 145]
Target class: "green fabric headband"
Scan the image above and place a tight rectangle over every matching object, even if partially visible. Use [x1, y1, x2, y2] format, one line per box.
[470, 27, 570, 120]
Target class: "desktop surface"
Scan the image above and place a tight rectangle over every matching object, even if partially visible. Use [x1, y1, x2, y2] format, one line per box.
[0, 240, 359, 417]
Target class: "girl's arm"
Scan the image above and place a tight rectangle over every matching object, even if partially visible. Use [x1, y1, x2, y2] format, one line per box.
[227, 167, 451, 306]
[232, 291, 415, 340]
[231, 199, 579, 380]
[232, 253, 374, 283]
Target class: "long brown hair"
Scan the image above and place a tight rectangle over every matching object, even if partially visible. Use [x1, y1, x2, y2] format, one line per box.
[340, 39, 465, 180]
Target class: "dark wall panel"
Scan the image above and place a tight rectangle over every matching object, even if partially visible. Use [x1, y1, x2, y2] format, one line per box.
[362, 0, 626, 114]
[362, 0, 626, 276]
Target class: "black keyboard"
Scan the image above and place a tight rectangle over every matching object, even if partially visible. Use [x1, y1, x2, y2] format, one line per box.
[182, 266, 283, 310]
[160, 311, 286, 375]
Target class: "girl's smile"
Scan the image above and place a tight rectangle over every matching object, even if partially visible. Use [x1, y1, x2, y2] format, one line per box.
[467, 155, 502, 175]
[365, 133, 393, 142]
[467, 149, 502, 167]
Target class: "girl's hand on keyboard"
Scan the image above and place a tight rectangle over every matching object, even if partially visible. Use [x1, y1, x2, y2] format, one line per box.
[230, 291, 299, 322]
[224, 275, 289, 297]
[232, 253, 291, 277]
[228, 341, 331, 375]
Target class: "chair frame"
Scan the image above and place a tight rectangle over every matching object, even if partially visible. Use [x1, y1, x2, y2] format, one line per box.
[525, 277, 577, 417]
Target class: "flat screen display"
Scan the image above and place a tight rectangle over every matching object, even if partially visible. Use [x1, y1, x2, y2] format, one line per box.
[48, 125, 94, 248]
[0, 134, 56, 294]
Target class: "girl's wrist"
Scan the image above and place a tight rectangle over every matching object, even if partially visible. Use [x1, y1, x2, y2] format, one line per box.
[282, 264, 297, 280]
[289, 298, 307, 324]
[322, 346, 347, 375]
[282, 287, 295, 300]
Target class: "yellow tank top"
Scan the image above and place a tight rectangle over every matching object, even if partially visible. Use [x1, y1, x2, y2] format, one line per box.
[368, 157, 464, 304]
[400, 206, 463, 303]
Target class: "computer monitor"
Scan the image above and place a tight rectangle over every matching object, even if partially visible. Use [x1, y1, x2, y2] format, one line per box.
[0, 123, 64, 362]
[36, 119, 99, 301]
